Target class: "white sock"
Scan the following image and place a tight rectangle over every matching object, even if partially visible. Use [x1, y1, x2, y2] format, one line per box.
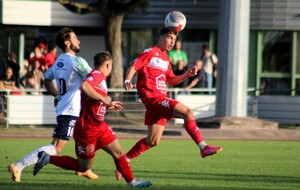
[125, 155, 131, 162]
[198, 141, 207, 151]
[128, 179, 139, 186]
[15, 144, 57, 170]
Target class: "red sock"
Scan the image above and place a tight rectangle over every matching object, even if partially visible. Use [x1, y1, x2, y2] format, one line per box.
[50, 155, 82, 171]
[114, 155, 134, 183]
[126, 138, 151, 160]
[184, 120, 203, 144]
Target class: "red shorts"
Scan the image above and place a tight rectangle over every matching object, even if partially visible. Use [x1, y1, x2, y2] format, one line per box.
[141, 96, 179, 126]
[73, 121, 117, 159]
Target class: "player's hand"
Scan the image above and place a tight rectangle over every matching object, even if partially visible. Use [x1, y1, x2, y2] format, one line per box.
[124, 80, 133, 91]
[109, 101, 124, 111]
[187, 66, 198, 77]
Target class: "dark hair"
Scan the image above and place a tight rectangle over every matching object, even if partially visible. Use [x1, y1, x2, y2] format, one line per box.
[93, 51, 112, 67]
[202, 44, 209, 50]
[159, 27, 178, 36]
[48, 41, 57, 51]
[56, 27, 74, 51]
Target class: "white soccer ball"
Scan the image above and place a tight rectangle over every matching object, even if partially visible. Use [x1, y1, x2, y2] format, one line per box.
[164, 11, 186, 32]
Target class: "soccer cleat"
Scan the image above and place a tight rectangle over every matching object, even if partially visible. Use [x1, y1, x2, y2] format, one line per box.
[201, 145, 223, 158]
[128, 180, 153, 188]
[76, 169, 99, 180]
[33, 151, 49, 176]
[115, 170, 122, 181]
[8, 163, 21, 182]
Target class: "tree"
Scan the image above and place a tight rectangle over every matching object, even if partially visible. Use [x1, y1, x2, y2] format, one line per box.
[59, 0, 148, 88]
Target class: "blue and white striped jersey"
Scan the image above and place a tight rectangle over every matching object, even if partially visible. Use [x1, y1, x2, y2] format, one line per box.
[44, 53, 92, 117]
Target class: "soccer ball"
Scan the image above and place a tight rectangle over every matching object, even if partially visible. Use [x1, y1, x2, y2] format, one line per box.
[164, 11, 186, 32]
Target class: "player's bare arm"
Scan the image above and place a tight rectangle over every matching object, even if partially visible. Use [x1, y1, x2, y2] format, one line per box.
[81, 80, 112, 105]
[44, 79, 59, 97]
[124, 66, 136, 91]
[168, 66, 198, 86]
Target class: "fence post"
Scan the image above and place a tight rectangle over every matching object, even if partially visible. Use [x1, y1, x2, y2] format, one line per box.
[253, 89, 258, 118]
[5, 90, 9, 128]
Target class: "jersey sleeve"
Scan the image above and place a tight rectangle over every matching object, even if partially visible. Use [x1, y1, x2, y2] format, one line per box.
[168, 50, 175, 60]
[73, 57, 92, 78]
[183, 52, 188, 62]
[85, 71, 105, 89]
[132, 48, 152, 71]
[45, 54, 54, 67]
[212, 54, 218, 63]
[44, 66, 54, 80]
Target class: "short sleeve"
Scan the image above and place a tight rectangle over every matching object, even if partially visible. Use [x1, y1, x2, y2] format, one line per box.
[132, 48, 152, 71]
[44, 67, 54, 80]
[85, 71, 105, 87]
[212, 54, 218, 63]
[74, 57, 92, 77]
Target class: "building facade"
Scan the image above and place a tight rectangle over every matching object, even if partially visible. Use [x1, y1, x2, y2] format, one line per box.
[1, 0, 300, 96]
[2, 0, 300, 124]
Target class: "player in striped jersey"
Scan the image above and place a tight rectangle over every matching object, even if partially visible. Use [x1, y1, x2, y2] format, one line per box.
[8, 27, 97, 182]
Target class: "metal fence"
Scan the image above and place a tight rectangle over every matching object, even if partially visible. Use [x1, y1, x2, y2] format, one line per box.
[1, 88, 258, 128]
[2, 87, 300, 128]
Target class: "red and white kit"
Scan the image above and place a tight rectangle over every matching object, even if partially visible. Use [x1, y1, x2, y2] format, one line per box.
[74, 70, 116, 159]
[132, 46, 179, 126]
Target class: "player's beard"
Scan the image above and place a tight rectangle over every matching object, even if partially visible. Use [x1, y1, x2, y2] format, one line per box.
[70, 42, 80, 53]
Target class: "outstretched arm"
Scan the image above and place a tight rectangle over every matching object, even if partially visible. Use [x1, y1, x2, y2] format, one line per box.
[168, 66, 198, 86]
[124, 66, 137, 91]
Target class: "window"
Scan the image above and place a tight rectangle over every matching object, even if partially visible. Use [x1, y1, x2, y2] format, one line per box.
[130, 30, 152, 61]
[260, 78, 291, 95]
[296, 32, 300, 74]
[122, 30, 152, 70]
[260, 31, 292, 95]
[262, 31, 291, 73]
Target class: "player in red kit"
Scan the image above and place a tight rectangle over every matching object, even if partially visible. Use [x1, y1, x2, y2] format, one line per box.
[34, 51, 152, 188]
[116, 28, 222, 180]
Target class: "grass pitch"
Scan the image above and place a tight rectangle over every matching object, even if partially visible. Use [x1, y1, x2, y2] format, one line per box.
[1, 139, 299, 190]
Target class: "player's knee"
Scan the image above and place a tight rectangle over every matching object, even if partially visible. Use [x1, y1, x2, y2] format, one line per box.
[117, 150, 125, 157]
[113, 150, 125, 159]
[184, 108, 194, 119]
[146, 138, 160, 147]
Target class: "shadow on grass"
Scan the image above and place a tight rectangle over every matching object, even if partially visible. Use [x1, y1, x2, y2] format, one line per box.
[143, 170, 300, 183]
[112, 127, 182, 136]
[2, 168, 299, 190]
[0, 182, 123, 190]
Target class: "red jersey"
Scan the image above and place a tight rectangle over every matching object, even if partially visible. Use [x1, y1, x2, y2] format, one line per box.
[45, 52, 57, 68]
[79, 70, 108, 126]
[132, 46, 175, 98]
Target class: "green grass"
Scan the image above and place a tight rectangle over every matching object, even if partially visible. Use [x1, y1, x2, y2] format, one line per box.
[1, 139, 300, 190]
